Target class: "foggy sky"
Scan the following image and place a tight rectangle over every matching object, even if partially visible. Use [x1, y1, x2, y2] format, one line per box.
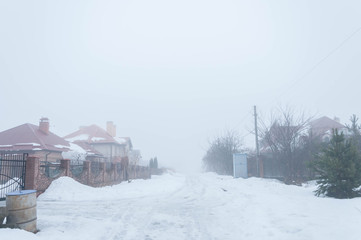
[1, 0, 361, 173]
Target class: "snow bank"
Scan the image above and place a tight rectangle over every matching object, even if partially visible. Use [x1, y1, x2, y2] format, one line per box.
[39, 173, 185, 202]
[194, 173, 361, 240]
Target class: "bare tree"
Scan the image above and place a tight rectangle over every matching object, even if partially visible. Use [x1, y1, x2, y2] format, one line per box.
[129, 149, 142, 165]
[202, 130, 243, 175]
[259, 106, 313, 183]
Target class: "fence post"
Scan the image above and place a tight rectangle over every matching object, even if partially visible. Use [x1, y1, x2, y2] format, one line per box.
[101, 162, 106, 184]
[25, 157, 39, 190]
[112, 163, 117, 182]
[259, 157, 264, 178]
[60, 159, 71, 176]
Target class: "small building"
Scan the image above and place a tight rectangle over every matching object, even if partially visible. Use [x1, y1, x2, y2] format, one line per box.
[309, 116, 348, 142]
[64, 121, 132, 162]
[0, 118, 70, 162]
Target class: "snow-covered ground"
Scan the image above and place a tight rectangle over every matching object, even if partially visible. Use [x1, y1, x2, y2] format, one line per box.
[1, 173, 361, 240]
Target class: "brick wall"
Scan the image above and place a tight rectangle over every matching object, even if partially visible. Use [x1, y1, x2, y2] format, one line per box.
[24, 157, 151, 195]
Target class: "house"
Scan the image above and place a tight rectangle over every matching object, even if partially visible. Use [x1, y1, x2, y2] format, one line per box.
[64, 121, 132, 162]
[0, 118, 70, 162]
[309, 116, 348, 142]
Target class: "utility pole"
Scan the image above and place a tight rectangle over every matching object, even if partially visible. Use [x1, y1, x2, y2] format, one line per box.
[254, 105, 260, 177]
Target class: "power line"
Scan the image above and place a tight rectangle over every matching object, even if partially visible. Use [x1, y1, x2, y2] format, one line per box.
[233, 26, 361, 146]
[232, 109, 253, 130]
[270, 25, 361, 107]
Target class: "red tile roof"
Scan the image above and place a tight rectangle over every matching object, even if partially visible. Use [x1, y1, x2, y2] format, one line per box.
[64, 125, 121, 144]
[309, 116, 346, 136]
[0, 123, 70, 152]
[64, 124, 133, 151]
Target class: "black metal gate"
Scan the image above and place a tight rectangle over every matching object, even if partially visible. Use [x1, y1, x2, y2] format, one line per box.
[0, 153, 27, 201]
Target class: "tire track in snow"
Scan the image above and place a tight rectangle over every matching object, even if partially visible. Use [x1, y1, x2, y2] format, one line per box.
[105, 175, 212, 240]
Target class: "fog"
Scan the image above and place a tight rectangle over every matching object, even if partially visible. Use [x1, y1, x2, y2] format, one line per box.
[1, 0, 361, 173]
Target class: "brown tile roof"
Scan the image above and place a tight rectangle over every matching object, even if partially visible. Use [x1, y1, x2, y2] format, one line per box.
[309, 116, 346, 136]
[0, 123, 70, 152]
[64, 125, 121, 145]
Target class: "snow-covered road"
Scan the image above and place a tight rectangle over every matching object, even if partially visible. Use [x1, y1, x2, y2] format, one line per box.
[38, 174, 216, 240]
[2, 173, 361, 240]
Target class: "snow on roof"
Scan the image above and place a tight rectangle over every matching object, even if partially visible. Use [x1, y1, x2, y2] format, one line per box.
[54, 144, 70, 149]
[113, 137, 133, 148]
[0, 123, 70, 152]
[115, 137, 127, 144]
[69, 141, 104, 157]
[91, 137, 106, 142]
[64, 125, 118, 144]
[14, 143, 41, 146]
[65, 134, 90, 142]
[68, 142, 87, 154]
[61, 142, 87, 161]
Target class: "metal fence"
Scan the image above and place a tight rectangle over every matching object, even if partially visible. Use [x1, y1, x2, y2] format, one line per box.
[91, 161, 101, 177]
[70, 160, 84, 177]
[116, 163, 122, 174]
[106, 162, 112, 172]
[39, 160, 61, 179]
[0, 153, 27, 201]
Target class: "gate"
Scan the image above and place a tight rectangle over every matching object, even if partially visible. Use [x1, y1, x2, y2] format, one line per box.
[0, 153, 27, 201]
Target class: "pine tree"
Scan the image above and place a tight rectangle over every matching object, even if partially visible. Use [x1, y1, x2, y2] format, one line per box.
[149, 158, 154, 168]
[346, 114, 361, 152]
[312, 129, 361, 198]
[154, 157, 158, 169]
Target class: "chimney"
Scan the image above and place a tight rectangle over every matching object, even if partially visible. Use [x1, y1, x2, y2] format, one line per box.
[39, 117, 50, 135]
[106, 121, 116, 137]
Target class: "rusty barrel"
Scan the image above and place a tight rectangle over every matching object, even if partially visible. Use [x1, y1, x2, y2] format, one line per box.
[6, 190, 37, 233]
